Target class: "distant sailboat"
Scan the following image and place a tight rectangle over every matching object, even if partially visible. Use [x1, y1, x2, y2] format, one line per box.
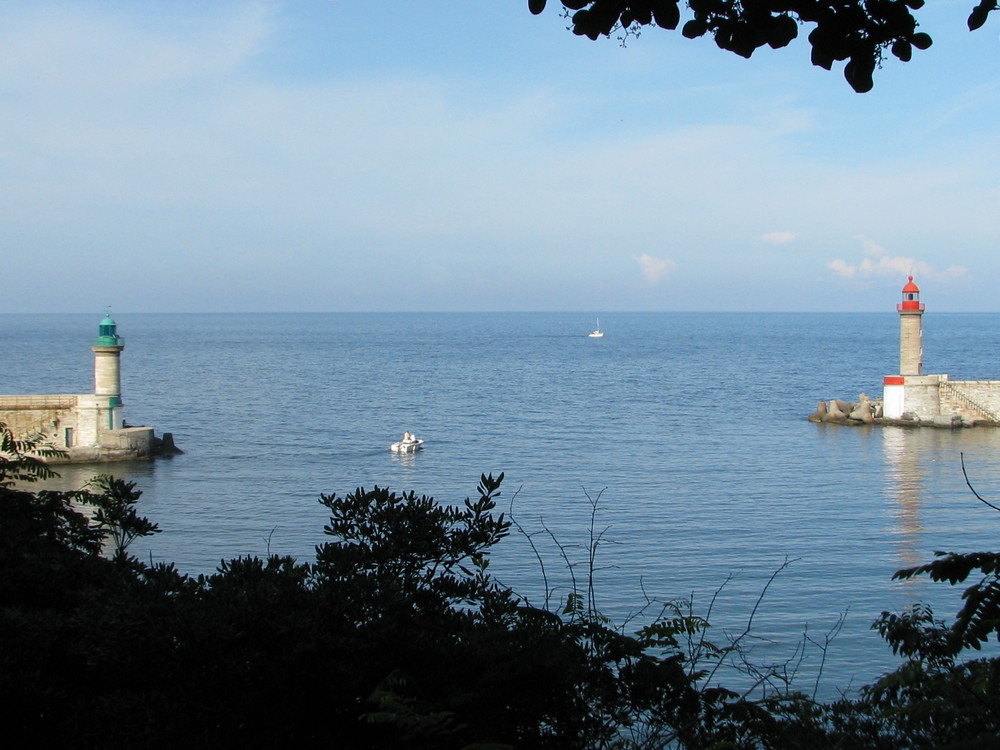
[588, 318, 604, 338]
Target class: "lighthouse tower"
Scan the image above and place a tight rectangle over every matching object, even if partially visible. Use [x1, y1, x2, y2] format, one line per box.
[883, 276, 940, 421]
[92, 313, 125, 429]
[898, 275, 924, 375]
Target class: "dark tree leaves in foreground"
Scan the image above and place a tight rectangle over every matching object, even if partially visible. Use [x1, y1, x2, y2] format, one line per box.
[856, 459, 1000, 748]
[1, 472, 762, 748]
[4, 432, 1000, 747]
[528, 0, 1000, 93]
[0, 420, 65, 487]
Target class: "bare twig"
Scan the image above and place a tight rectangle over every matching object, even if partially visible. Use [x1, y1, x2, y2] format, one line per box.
[583, 486, 610, 616]
[690, 573, 734, 678]
[265, 527, 276, 556]
[961, 452, 1000, 513]
[702, 558, 799, 691]
[505, 484, 555, 609]
[543, 522, 581, 612]
[805, 610, 847, 701]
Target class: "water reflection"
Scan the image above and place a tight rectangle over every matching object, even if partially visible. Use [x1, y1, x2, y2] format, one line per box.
[389, 451, 420, 468]
[881, 427, 925, 573]
[881, 426, 1000, 596]
[26, 458, 159, 493]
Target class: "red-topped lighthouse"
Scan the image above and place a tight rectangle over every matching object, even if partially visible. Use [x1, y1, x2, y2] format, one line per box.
[897, 275, 924, 376]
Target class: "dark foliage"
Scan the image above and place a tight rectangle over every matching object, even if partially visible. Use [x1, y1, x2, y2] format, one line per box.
[853, 463, 1000, 748]
[0, 420, 65, 486]
[5, 455, 1000, 747]
[527, 0, 999, 92]
[0, 474, 725, 748]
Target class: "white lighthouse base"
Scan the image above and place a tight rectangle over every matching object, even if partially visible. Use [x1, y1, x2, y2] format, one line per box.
[882, 375, 945, 421]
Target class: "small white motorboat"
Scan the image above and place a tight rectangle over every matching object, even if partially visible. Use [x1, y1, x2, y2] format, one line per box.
[390, 431, 424, 453]
[588, 317, 604, 338]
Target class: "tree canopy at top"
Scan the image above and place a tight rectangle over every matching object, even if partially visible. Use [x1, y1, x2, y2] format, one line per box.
[527, 0, 999, 93]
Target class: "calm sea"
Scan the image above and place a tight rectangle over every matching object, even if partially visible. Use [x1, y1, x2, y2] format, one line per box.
[5, 311, 1000, 697]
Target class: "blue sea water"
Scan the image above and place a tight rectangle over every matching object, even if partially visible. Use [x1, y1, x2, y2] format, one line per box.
[5, 311, 1000, 698]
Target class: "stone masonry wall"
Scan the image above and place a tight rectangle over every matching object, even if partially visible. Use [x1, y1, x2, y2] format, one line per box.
[0, 395, 79, 447]
[906, 387, 941, 418]
[1, 395, 154, 460]
[943, 380, 1000, 421]
[48, 426, 156, 464]
[901, 376, 941, 419]
[899, 313, 923, 375]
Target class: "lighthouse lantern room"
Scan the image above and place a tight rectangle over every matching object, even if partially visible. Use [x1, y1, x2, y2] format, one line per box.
[896, 275, 924, 376]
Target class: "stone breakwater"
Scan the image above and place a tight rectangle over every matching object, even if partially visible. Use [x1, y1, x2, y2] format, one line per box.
[809, 394, 881, 425]
[808, 393, 996, 428]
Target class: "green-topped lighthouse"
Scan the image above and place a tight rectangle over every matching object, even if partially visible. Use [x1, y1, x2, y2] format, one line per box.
[92, 313, 126, 429]
[0, 313, 175, 462]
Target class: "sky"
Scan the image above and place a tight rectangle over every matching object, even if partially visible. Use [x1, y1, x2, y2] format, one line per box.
[1, 0, 999, 313]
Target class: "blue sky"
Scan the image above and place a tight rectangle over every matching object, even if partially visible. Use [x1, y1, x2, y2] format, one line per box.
[2, 1, 998, 312]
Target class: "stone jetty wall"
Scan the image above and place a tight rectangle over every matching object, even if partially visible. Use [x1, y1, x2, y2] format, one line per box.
[940, 380, 1000, 423]
[0, 393, 161, 462]
[810, 382, 1000, 428]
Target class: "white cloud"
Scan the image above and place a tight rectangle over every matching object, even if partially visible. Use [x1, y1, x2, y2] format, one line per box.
[826, 236, 968, 281]
[857, 235, 889, 257]
[762, 231, 797, 245]
[636, 254, 677, 285]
